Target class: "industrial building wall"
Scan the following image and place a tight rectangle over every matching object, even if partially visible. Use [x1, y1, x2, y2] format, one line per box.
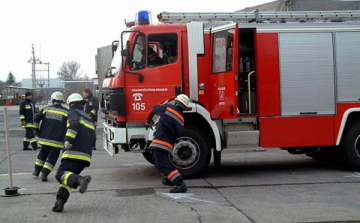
[239, 0, 360, 12]
[95, 45, 112, 98]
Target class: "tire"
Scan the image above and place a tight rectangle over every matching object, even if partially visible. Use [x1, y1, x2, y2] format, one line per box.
[305, 147, 340, 161]
[142, 152, 154, 165]
[168, 127, 211, 178]
[342, 120, 360, 170]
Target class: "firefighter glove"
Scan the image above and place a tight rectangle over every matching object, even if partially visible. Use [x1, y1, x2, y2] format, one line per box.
[87, 113, 93, 118]
[64, 141, 73, 150]
[145, 119, 154, 130]
[21, 120, 26, 127]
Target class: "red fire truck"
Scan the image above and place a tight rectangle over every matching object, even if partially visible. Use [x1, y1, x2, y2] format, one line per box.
[102, 10, 360, 177]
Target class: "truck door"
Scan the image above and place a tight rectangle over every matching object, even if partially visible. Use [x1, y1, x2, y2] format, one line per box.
[209, 23, 239, 119]
[126, 31, 182, 122]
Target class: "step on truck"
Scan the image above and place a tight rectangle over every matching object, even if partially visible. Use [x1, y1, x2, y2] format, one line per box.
[102, 10, 360, 177]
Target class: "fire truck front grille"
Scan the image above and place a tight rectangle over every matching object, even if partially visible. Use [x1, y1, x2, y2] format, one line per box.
[102, 87, 126, 116]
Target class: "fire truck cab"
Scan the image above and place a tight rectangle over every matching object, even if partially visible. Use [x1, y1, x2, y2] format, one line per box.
[102, 10, 360, 177]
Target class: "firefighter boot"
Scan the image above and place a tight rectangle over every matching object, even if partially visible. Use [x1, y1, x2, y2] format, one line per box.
[78, 175, 92, 194]
[23, 147, 32, 151]
[169, 181, 187, 193]
[52, 199, 65, 212]
[32, 170, 40, 177]
[41, 173, 48, 182]
[162, 178, 174, 186]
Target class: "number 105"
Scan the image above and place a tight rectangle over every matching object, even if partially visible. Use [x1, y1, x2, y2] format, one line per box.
[132, 103, 146, 111]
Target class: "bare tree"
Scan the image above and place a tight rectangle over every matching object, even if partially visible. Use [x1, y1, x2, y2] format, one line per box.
[57, 61, 83, 81]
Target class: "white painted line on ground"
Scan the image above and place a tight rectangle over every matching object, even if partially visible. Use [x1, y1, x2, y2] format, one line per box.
[157, 192, 217, 204]
[0, 172, 32, 177]
[120, 162, 151, 166]
[344, 172, 360, 178]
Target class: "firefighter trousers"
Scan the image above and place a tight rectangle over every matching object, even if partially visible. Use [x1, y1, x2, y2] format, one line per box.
[55, 159, 88, 203]
[34, 145, 61, 176]
[153, 149, 183, 185]
[24, 127, 38, 149]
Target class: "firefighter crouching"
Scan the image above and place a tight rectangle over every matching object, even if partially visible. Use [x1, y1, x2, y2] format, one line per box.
[19, 91, 39, 151]
[148, 94, 190, 193]
[32, 92, 68, 181]
[52, 93, 95, 213]
[83, 88, 99, 150]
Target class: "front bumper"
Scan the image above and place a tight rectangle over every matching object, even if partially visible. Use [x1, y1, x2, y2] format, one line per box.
[102, 122, 154, 156]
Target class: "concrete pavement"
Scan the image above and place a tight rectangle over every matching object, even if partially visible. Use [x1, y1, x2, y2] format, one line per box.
[1, 107, 360, 223]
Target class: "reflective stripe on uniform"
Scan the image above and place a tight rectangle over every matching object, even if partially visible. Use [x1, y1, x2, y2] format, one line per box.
[30, 138, 37, 143]
[61, 171, 71, 183]
[38, 138, 64, 148]
[60, 184, 71, 193]
[167, 169, 181, 182]
[79, 118, 95, 130]
[65, 129, 78, 139]
[62, 150, 92, 163]
[43, 162, 54, 171]
[165, 107, 184, 126]
[25, 124, 36, 128]
[44, 108, 68, 117]
[91, 109, 96, 115]
[24, 138, 30, 142]
[152, 139, 173, 149]
[66, 122, 70, 127]
[25, 105, 31, 109]
[63, 172, 73, 185]
[19, 115, 25, 120]
[35, 159, 45, 167]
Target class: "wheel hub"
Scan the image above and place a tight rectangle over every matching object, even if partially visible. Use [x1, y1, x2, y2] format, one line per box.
[171, 138, 200, 169]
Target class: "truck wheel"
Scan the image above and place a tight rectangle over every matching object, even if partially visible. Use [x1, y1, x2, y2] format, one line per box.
[342, 121, 360, 170]
[169, 127, 211, 178]
[142, 152, 154, 165]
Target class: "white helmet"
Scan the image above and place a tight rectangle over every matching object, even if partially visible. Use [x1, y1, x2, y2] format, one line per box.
[51, 91, 64, 103]
[67, 93, 84, 105]
[175, 94, 190, 110]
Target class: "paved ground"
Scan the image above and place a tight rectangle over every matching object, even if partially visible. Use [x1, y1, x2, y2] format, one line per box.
[1, 106, 360, 223]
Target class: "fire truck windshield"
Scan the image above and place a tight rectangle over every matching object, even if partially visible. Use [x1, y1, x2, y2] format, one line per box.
[110, 33, 130, 76]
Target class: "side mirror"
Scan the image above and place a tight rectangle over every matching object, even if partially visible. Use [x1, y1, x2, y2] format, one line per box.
[112, 40, 119, 58]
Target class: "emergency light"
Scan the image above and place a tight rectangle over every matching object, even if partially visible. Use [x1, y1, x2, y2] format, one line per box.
[136, 10, 152, 26]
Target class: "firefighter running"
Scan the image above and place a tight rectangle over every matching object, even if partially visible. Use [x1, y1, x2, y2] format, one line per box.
[83, 88, 99, 150]
[148, 94, 190, 193]
[32, 92, 68, 181]
[19, 91, 39, 151]
[52, 93, 95, 212]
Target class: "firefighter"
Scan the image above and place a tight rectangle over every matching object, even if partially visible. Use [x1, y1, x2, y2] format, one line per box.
[83, 88, 99, 150]
[52, 93, 95, 213]
[32, 92, 68, 181]
[147, 94, 190, 193]
[19, 91, 39, 151]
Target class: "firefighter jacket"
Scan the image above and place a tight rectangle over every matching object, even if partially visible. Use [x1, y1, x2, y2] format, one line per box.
[34, 103, 69, 149]
[149, 104, 184, 153]
[63, 107, 96, 166]
[19, 99, 36, 127]
[84, 94, 99, 124]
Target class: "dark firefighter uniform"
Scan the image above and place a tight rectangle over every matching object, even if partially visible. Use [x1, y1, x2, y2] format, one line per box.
[33, 104, 68, 177]
[55, 108, 95, 204]
[149, 104, 185, 185]
[19, 98, 38, 149]
[84, 93, 99, 125]
[84, 93, 99, 149]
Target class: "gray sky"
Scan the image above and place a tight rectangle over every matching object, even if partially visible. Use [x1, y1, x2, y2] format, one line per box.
[0, 0, 271, 82]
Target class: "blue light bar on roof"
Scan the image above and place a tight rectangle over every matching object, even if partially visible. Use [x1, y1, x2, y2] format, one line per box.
[136, 10, 152, 26]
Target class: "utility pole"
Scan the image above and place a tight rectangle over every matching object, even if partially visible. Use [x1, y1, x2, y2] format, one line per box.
[28, 44, 42, 89]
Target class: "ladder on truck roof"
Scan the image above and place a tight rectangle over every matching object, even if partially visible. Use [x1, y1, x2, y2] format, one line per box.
[158, 10, 360, 24]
